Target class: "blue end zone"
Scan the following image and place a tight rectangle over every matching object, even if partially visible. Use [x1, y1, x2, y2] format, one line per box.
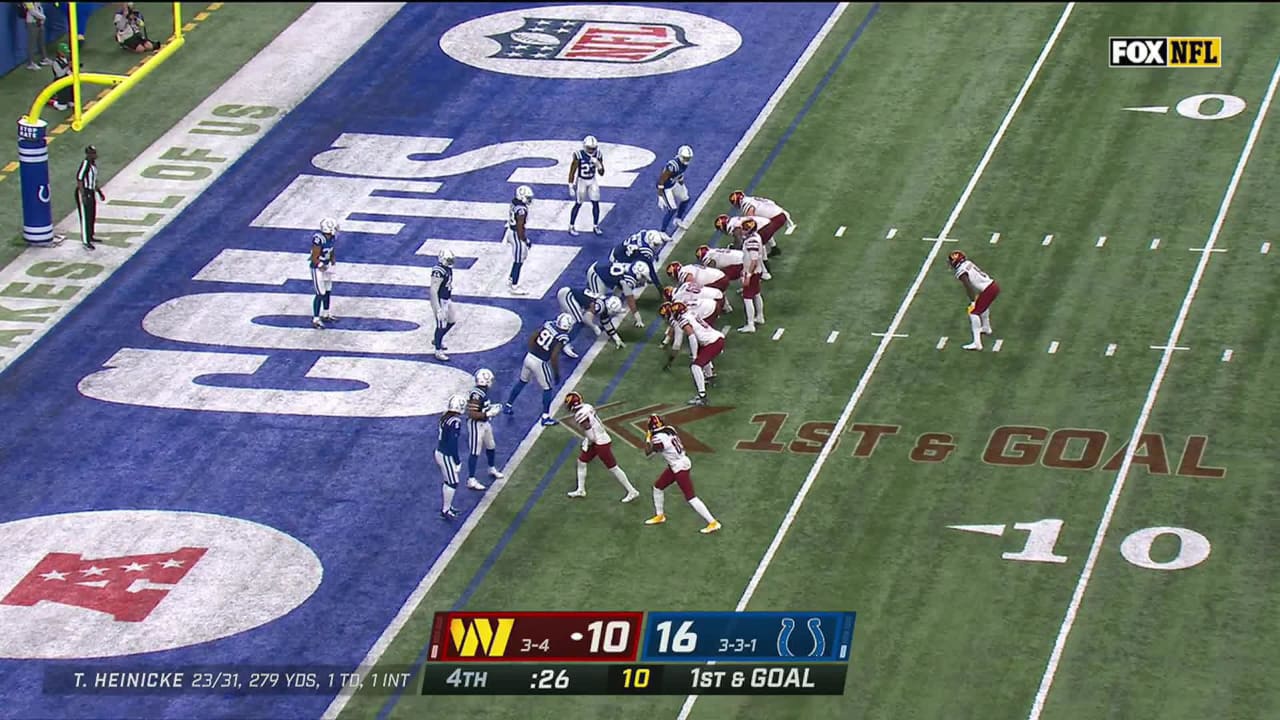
[0, 4, 837, 718]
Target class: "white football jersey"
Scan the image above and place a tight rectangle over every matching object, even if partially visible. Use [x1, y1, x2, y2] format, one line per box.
[574, 403, 611, 446]
[741, 232, 764, 271]
[741, 194, 787, 219]
[679, 264, 725, 288]
[651, 427, 692, 472]
[704, 247, 744, 270]
[690, 297, 717, 321]
[675, 281, 722, 304]
[727, 215, 770, 240]
[680, 310, 724, 346]
[954, 259, 993, 292]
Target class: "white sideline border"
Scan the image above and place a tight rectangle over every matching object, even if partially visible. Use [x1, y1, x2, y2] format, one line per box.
[319, 4, 856, 719]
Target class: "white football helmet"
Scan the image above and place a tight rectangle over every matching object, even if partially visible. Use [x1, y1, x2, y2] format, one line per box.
[516, 185, 534, 204]
[604, 295, 623, 316]
[644, 230, 670, 249]
[583, 135, 598, 151]
[677, 145, 693, 163]
[555, 313, 575, 332]
[630, 261, 650, 283]
[447, 394, 467, 413]
[319, 218, 339, 236]
[438, 249, 456, 267]
[475, 368, 495, 387]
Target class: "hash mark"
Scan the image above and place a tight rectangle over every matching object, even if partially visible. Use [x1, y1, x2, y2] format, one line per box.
[991, 339, 1003, 353]
[1096, 236, 1107, 248]
[1042, 234, 1054, 246]
[1150, 238, 1161, 250]
[1048, 341, 1059, 354]
[826, 331, 839, 344]
[886, 227, 897, 239]
[1105, 343, 1117, 357]
[771, 328, 785, 341]
[1262, 242, 1271, 254]
[835, 226, 846, 238]
[990, 232, 1000, 244]
[937, 336, 948, 350]
[1221, 348, 1233, 362]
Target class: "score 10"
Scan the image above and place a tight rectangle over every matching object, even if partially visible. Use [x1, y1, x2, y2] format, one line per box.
[641, 612, 856, 663]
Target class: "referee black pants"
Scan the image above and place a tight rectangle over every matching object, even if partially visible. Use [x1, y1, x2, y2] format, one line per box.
[76, 190, 97, 245]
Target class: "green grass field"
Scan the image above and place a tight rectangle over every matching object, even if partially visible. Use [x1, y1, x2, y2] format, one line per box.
[342, 3, 1280, 720]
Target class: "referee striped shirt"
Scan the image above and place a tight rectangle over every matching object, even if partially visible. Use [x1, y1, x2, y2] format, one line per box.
[77, 160, 98, 191]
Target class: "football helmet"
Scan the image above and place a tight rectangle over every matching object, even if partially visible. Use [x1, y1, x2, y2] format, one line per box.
[948, 251, 967, 269]
[670, 301, 687, 317]
[677, 145, 694, 163]
[565, 391, 584, 410]
[447, 394, 467, 414]
[714, 214, 730, 233]
[658, 301, 675, 319]
[438, 249, 455, 267]
[728, 191, 745, 208]
[661, 286, 676, 302]
[583, 135, 598, 151]
[665, 261, 682, 279]
[647, 414, 666, 433]
[603, 295, 623, 315]
[319, 218, 339, 236]
[695, 245, 710, 262]
[631, 262, 650, 283]
[475, 368, 495, 387]
[742, 218, 758, 234]
[645, 230, 670, 249]
[516, 185, 535, 204]
[555, 312, 575, 331]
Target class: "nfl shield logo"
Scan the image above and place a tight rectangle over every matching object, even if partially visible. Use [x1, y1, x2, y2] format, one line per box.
[488, 18, 693, 64]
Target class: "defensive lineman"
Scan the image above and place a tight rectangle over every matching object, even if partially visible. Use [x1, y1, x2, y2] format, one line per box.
[948, 251, 1000, 351]
[657, 145, 694, 233]
[310, 218, 339, 329]
[429, 250, 457, 361]
[466, 369, 505, 490]
[503, 313, 579, 426]
[557, 286, 626, 347]
[564, 392, 640, 502]
[644, 414, 721, 534]
[436, 394, 467, 519]
[568, 135, 605, 236]
[504, 185, 535, 295]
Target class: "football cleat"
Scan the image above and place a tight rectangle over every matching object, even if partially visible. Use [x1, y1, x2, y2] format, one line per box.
[728, 190, 744, 208]
[675, 218, 691, 231]
[700, 520, 722, 535]
[593, 226, 604, 236]
[948, 250, 967, 269]
[441, 506, 460, 520]
[568, 226, 579, 237]
[567, 489, 587, 498]
[622, 489, 640, 504]
[737, 325, 756, 333]
[540, 414, 559, 427]
[321, 314, 338, 323]
[564, 392, 583, 410]
[645, 514, 668, 525]
[489, 468, 506, 480]
[963, 342, 983, 351]
[714, 214, 730, 233]
[466, 478, 487, 491]
[503, 402, 514, 415]
[312, 318, 325, 329]
[434, 350, 450, 361]
[687, 394, 708, 406]
[509, 282, 528, 296]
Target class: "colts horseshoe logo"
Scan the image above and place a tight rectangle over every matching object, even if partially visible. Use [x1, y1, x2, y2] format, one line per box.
[37, 185, 50, 203]
[776, 617, 825, 658]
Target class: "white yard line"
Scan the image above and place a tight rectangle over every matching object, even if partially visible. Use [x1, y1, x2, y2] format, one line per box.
[678, 4, 1077, 719]
[1027, 49, 1280, 720]
[321, 5, 856, 719]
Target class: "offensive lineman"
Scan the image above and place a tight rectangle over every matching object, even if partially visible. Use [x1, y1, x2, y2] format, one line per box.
[503, 313, 579, 426]
[310, 218, 339, 329]
[466, 369, 505, 490]
[568, 135, 605, 236]
[728, 190, 796, 254]
[948, 251, 1000, 351]
[436, 394, 467, 519]
[644, 414, 721, 534]
[429, 249, 456, 361]
[564, 392, 640, 502]
[504, 185, 535, 295]
[659, 301, 725, 407]
[657, 145, 694, 233]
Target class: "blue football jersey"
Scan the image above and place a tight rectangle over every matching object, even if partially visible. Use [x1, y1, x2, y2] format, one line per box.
[528, 321, 572, 362]
[431, 264, 453, 301]
[574, 148, 602, 180]
[437, 414, 462, 459]
[311, 231, 334, 266]
[660, 156, 688, 188]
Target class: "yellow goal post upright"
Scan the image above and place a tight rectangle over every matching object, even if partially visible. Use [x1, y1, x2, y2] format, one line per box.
[17, 3, 184, 245]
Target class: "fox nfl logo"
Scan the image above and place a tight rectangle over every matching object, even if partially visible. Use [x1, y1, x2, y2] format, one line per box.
[1109, 37, 1222, 68]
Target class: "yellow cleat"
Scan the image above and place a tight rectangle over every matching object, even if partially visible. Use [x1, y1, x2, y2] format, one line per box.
[700, 520, 722, 535]
[645, 514, 667, 525]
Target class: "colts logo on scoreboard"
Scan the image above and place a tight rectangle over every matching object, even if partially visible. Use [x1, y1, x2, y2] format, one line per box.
[1109, 37, 1222, 68]
[450, 617, 515, 658]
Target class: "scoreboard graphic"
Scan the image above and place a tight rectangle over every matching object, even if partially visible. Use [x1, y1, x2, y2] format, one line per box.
[422, 611, 856, 695]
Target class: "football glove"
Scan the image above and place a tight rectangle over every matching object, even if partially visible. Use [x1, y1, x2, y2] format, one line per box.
[612, 335, 625, 349]
[485, 403, 503, 418]
[568, 182, 577, 199]
[658, 195, 671, 211]
[633, 314, 645, 329]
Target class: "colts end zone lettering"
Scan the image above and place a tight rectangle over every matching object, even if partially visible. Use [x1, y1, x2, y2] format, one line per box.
[1109, 37, 1222, 68]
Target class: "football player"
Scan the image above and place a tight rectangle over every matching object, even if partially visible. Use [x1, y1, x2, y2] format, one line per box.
[736, 222, 766, 333]
[661, 287, 721, 363]
[728, 190, 795, 253]
[714, 213, 774, 280]
[666, 261, 730, 293]
[568, 135, 605, 237]
[664, 282, 725, 324]
[585, 260, 652, 328]
[657, 145, 694, 232]
[948, 251, 1000, 351]
[503, 313, 579, 426]
[309, 218, 339, 329]
[643, 414, 721, 534]
[609, 229, 670, 299]
[659, 301, 725, 407]
[503, 185, 535, 295]
[565, 392, 640, 502]
[436, 394, 468, 519]
[696, 244, 744, 283]
[466, 368, 505, 490]
[429, 249, 456, 361]
[557, 286, 626, 347]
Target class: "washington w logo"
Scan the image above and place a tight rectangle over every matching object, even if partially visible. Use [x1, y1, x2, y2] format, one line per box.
[776, 617, 826, 658]
[449, 617, 515, 657]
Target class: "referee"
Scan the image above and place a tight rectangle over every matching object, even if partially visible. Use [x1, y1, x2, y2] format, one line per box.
[76, 145, 106, 250]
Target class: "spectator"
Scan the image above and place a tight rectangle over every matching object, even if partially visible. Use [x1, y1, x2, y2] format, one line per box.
[23, 2, 51, 70]
[48, 42, 73, 111]
[114, 2, 156, 53]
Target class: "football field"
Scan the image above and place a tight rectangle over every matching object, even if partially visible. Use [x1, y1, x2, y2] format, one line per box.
[340, 3, 1280, 720]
